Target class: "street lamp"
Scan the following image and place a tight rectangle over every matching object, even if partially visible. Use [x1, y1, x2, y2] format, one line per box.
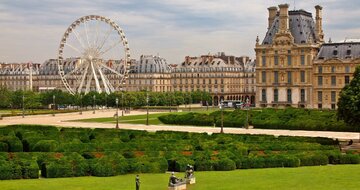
[93, 95, 96, 114]
[52, 95, 56, 116]
[146, 92, 149, 125]
[116, 97, 119, 129]
[189, 93, 192, 112]
[220, 99, 224, 133]
[79, 94, 83, 115]
[22, 95, 25, 118]
[245, 97, 250, 129]
[105, 93, 108, 109]
[121, 92, 124, 116]
[169, 91, 172, 113]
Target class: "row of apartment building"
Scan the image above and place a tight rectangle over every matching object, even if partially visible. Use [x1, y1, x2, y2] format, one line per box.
[1, 4, 359, 109]
[0, 53, 256, 106]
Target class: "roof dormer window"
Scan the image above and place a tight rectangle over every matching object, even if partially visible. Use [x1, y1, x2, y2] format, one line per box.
[333, 50, 338, 56]
[347, 49, 351, 55]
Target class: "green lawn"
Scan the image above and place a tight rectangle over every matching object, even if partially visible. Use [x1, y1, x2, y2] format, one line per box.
[1, 165, 360, 190]
[75, 109, 218, 125]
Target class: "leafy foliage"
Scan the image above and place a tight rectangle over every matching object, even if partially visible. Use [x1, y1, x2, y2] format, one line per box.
[338, 66, 360, 127]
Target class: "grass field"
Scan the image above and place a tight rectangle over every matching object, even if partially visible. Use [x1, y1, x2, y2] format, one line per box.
[75, 109, 219, 125]
[0, 165, 360, 190]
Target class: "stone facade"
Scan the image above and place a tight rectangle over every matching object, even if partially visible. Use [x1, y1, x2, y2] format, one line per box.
[0, 53, 256, 106]
[126, 55, 172, 92]
[313, 41, 360, 109]
[172, 52, 256, 106]
[255, 4, 324, 108]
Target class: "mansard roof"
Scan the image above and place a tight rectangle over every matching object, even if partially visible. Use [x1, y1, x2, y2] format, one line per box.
[131, 55, 171, 74]
[263, 10, 318, 45]
[316, 42, 360, 60]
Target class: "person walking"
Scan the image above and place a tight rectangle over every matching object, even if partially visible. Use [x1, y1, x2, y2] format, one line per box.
[135, 175, 140, 190]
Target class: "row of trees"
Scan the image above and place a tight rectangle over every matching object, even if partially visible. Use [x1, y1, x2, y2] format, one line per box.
[0, 87, 212, 109]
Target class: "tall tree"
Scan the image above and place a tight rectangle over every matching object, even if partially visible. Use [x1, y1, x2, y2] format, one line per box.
[0, 86, 12, 108]
[338, 66, 360, 127]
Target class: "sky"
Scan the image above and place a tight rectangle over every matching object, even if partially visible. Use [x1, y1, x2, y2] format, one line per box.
[1, 0, 360, 64]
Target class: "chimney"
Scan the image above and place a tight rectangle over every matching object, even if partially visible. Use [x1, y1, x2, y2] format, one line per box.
[185, 56, 190, 64]
[268, 7, 278, 29]
[315, 5, 324, 42]
[278, 4, 289, 33]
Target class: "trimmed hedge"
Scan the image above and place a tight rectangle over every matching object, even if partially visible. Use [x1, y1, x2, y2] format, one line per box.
[21, 160, 39, 179]
[90, 152, 128, 177]
[339, 154, 360, 164]
[0, 160, 22, 179]
[158, 108, 357, 132]
[0, 125, 355, 180]
[214, 158, 236, 171]
[0, 142, 9, 152]
[33, 140, 58, 152]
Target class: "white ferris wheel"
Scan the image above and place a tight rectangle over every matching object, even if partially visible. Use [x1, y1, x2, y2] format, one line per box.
[57, 15, 131, 95]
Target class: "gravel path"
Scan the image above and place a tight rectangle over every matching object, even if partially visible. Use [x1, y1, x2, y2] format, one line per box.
[0, 109, 358, 140]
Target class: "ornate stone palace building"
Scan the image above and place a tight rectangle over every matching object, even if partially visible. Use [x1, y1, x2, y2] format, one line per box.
[255, 4, 324, 108]
[255, 4, 360, 109]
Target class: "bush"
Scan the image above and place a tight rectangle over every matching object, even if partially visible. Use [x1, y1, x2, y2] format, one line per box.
[90, 152, 128, 177]
[195, 159, 215, 171]
[33, 140, 58, 152]
[214, 158, 236, 171]
[21, 160, 39, 179]
[0, 135, 23, 152]
[339, 154, 360, 164]
[236, 157, 251, 169]
[0, 160, 14, 179]
[90, 159, 114, 177]
[265, 155, 300, 168]
[46, 161, 73, 178]
[299, 153, 329, 166]
[174, 157, 194, 172]
[0, 142, 8, 152]
[132, 157, 168, 173]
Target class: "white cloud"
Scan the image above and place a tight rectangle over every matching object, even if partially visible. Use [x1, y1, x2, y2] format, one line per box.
[0, 0, 359, 64]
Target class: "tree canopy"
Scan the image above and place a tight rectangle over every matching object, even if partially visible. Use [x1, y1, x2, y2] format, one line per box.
[337, 66, 360, 127]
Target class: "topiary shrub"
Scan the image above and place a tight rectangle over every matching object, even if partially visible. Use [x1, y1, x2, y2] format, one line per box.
[91, 160, 114, 177]
[0, 142, 8, 152]
[299, 153, 328, 166]
[33, 140, 58, 152]
[340, 154, 360, 164]
[236, 157, 251, 169]
[0, 160, 13, 179]
[195, 159, 215, 171]
[214, 157, 236, 171]
[46, 161, 73, 178]
[21, 160, 39, 179]
[90, 152, 128, 177]
[0, 134, 23, 152]
[249, 156, 266, 168]
[174, 157, 194, 172]
[64, 153, 90, 177]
